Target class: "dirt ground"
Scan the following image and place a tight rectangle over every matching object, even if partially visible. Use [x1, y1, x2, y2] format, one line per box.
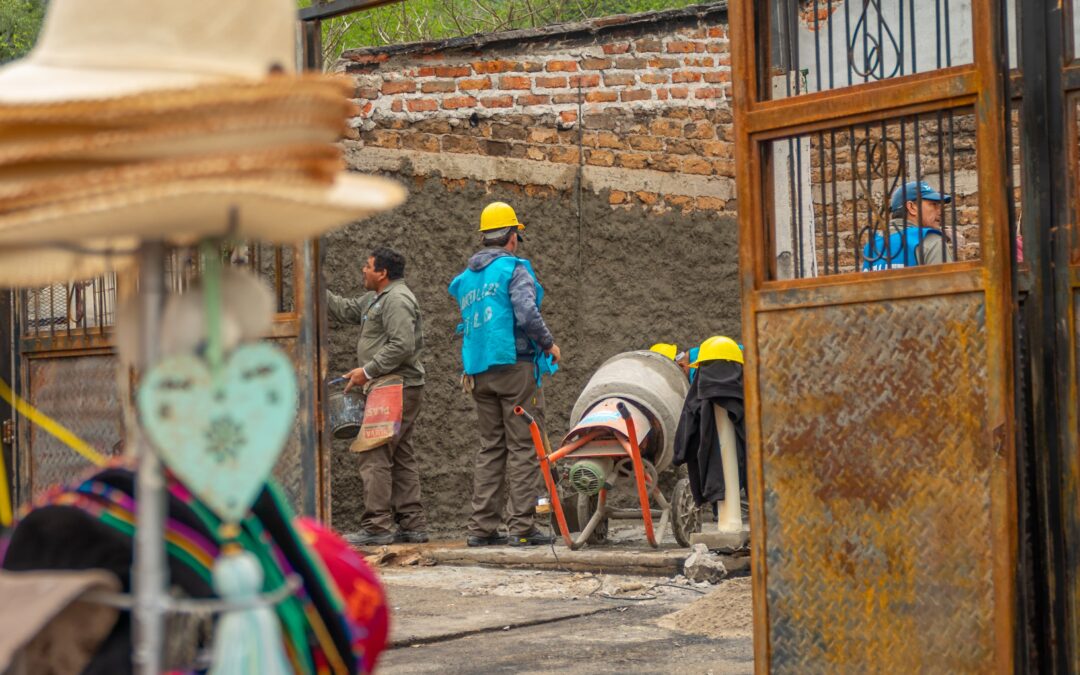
[323, 176, 741, 533]
[376, 563, 754, 674]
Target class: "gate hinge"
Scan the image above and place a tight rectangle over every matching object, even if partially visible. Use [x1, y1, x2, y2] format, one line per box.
[1, 420, 13, 445]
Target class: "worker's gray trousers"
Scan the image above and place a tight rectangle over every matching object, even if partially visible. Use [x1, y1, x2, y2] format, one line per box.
[467, 361, 546, 538]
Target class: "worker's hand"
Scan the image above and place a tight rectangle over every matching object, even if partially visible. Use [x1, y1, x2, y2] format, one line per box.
[546, 343, 561, 364]
[343, 367, 369, 394]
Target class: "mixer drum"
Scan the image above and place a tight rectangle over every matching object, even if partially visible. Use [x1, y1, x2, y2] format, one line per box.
[569, 350, 689, 472]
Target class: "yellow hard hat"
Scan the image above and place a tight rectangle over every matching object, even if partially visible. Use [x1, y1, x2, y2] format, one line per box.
[690, 335, 743, 366]
[649, 343, 678, 360]
[479, 201, 524, 234]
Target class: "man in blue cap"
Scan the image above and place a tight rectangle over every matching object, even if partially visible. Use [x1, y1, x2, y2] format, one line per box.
[862, 181, 953, 271]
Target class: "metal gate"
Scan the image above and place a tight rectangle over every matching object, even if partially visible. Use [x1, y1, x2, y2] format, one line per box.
[7, 244, 327, 517]
[730, 0, 1018, 671]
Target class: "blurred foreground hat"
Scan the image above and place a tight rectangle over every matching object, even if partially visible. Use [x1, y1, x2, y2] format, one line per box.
[0, 0, 406, 286]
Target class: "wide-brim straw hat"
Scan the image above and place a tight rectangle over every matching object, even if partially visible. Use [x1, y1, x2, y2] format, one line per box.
[0, 0, 405, 286]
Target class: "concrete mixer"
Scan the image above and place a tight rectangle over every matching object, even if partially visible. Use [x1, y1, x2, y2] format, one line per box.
[515, 350, 702, 549]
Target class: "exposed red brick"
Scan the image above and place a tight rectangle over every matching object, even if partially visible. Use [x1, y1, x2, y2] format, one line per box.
[700, 140, 730, 157]
[535, 76, 568, 88]
[552, 93, 580, 104]
[635, 38, 663, 52]
[609, 189, 629, 204]
[586, 149, 615, 167]
[526, 146, 547, 161]
[500, 75, 532, 90]
[668, 195, 695, 212]
[546, 60, 578, 72]
[694, 87, 725, 99]
[665, 139, 694, 155]
[656, 88, 669, 100]
[613, 57, 647, 69]
[441, 135, 479, 153]
[568, 74, 601, 88]
[473, 60, 520, 74]
[492, 124, 528, 141]
[703, 70, 731, 83]
[602, 43, 631, 55]
[402, 133, 440, 153]
[684, 57, 715, 67]
[672, 71, 702, 84]
[581, 58, 613, 70]
[686, 121, 715, 140]
[650, 118, 684, 137]
[696, 196, 728, 210]
[559, 110, 578, 124]
[359, 102, 373, 117]
[516, 94, 551, 106]
[617, 153, 649, 170]
[417, 66, 436, 77]
[707, 43, 724, 54]
[648, 57, 682, 69]
[635, 191, 659, 206]
[713, 159, 736, 177]
[708, 26, 727, 38]
[347, 53, 389, 65]
[669, 86, 690, 99]
[585, 91, 618, 103]
[682, 157, 713, 175]
[480, 95, 514, 108]
[458, 77, 493, 90]
[548, 145, 580, 163]
[361, 129, 400, 149]
[406, 98, 438, 112]
[629, 135, 664, 151]
[666, 41, 705, 53]
[391, 99, 404, 113]
[421, 79, 457, 93]
[354, 86, 380, 99]
[595, 131, 623, 149]
[603, 72, 635, 86]
[686, 28, 707, 39]
[442, 95, 478, 109]
[620, 89, 652, 102]
[435, 65, 471, 77]
[640, 72, 669, 85]
[650, 155, 681, 172]
[382, 79, 416, 95]
[529, 128, 559, 143]
[522, 62, 544, 72]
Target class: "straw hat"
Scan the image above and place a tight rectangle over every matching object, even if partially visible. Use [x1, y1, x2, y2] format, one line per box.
[0, 0, 406, 285]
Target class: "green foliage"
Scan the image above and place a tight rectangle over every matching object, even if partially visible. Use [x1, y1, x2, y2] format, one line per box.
[299, 0, 717, 66]
[0, 0, 44, 64]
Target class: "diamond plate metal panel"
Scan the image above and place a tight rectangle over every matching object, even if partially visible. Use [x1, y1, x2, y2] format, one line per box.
[28, 356, 123, 495]
[757, 293, 995, 673]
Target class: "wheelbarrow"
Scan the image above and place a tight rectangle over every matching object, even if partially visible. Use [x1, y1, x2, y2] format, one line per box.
[515, 350, 701, 549]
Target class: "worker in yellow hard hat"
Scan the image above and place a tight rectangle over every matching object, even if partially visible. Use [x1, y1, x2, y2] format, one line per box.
[449, 201, 561, 548]
[649, 343, 678, 361]
[689, 335, 744, 366]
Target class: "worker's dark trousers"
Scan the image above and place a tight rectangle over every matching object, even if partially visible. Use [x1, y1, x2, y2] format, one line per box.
[351, 384, 427, 534]
[467, 361, 546, 538]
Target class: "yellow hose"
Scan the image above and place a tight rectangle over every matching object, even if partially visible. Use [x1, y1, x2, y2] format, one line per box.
[0, 378, 108, 526]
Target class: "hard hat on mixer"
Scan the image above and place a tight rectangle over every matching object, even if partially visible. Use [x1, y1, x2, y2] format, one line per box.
[649, 343, 678, 360]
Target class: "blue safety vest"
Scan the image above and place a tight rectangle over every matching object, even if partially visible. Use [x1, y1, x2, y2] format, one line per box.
[449, 256, 557, 385]
[862, 226, 942, 271]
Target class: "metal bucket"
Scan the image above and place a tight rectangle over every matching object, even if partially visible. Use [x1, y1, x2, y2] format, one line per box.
[326, 377, 365, 439]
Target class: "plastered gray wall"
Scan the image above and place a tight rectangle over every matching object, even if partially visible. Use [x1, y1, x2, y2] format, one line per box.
[325, 174, 740, 534]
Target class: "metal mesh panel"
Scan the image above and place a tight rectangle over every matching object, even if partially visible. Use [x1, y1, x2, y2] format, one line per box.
[28, 356, 124, 495]
[270, 338, 307, 514]
[756, 293, 995, 672]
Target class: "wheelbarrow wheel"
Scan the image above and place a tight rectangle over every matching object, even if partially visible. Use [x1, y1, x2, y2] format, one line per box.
[671, 478, 701, 547]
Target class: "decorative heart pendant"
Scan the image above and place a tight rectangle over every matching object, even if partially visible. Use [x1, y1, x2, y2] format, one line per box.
[137, 343, 298, 523]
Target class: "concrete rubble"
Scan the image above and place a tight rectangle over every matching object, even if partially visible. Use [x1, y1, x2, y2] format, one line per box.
[683, 543, 728, 584]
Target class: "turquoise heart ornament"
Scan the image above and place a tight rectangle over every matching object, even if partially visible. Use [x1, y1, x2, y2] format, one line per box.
[138, 343, 298, 523]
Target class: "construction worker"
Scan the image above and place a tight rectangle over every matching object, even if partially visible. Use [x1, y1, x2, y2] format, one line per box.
[328, 246, 429, 546]
[863, 180, 954, 270]
[449, 202, 561, 547]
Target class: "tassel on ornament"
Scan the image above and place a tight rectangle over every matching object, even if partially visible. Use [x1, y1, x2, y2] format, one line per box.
[209, 534, 293, 675]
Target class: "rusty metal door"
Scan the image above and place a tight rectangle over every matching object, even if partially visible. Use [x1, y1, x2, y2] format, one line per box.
[9, 245, 328, 517]
[730, 0, 1017, 671]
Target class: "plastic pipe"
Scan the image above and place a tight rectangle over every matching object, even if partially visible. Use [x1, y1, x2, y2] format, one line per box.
[713, 403, 743, 534]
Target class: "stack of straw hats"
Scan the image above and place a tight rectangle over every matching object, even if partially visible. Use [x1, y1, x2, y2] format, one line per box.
[0, 0, 406, 286]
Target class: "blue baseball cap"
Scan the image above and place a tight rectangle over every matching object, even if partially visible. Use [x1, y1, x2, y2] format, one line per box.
[890, 181, 952, 212]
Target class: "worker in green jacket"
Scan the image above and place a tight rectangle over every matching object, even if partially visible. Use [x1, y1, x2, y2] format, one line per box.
[328, 246, 429, 546]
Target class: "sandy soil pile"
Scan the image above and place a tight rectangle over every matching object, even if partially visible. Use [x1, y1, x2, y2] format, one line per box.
[657, 575, 754, 640]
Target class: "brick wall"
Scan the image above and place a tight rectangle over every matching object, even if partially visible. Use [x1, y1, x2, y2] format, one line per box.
[338, 5, 736, 215]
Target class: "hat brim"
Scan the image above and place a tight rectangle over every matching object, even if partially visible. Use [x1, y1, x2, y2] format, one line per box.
[0, 241, 136, 287]
[0, 172, 406, 249]
[0, 60, 222, 105]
